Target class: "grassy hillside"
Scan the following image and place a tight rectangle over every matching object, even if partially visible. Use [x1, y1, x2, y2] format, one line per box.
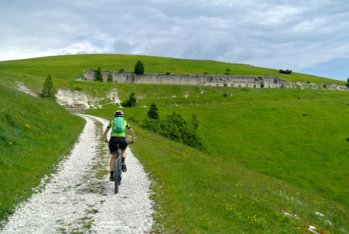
[105, 84, 349, 206]
[0, 85, 84, 222]
[1, 54, 348, 232]
[90, 83, 349, 232]
[89, 99, 349, 233]
[0, 54, 345, 85]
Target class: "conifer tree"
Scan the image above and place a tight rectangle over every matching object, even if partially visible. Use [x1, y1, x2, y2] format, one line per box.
[147, 103, 159, 119]
[134, 61, 144, 74]
[95, 66, 103, 81]
[41, 74, 55, 99]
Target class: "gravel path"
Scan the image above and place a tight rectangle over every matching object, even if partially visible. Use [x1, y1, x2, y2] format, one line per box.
[0, 114, 153, 234]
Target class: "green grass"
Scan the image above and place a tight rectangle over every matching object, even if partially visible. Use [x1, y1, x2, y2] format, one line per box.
[1, 54, 349, 232]
[88, 83, 349, 233]
[107, 85, 349, 207]
[0, 54, 345, 85]
[0, 85, 84, 222]
[89, 108, 349, 233]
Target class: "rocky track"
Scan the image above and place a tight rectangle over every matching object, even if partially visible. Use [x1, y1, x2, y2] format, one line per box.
[0, 115, 153, 234]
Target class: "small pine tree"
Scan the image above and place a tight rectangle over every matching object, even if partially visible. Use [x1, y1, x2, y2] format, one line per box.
[134, 60, 144, 74]
[41, 74, 55, 99]
[147, 103, 159, 119]
[95, 66, 103, 82]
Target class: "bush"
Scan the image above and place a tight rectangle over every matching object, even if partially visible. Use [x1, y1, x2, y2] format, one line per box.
[143, 110, 204, 150]
[134, 61, 144, 75]
[119, 68, 125, 73]
[346, 78, 349, 88]
[225, 68, 231, 75]
[73, 86, 82, 91]
[279, 69, 292, 74]
[121, 92, 137, 107]
[40, 74, 55, 99]
[107, 73, 113, 82]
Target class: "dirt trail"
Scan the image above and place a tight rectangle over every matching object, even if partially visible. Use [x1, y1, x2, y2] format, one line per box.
[0, 114, 153, 233]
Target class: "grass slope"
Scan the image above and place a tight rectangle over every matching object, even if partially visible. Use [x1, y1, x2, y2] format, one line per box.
[1, 54, 348, 232]
[109, 84, 349, 207]
[0, 85, 84, 222]
[88, 82, 349, 232]
[0, 54, 344, 85]
[90, 108, 348, 233]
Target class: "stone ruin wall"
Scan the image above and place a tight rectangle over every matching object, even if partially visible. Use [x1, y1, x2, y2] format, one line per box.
[82, 70, 348, 91]
[83, 70, 285, 88]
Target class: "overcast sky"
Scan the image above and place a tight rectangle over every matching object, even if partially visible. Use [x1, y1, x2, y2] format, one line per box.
[1, 0, 349, 81]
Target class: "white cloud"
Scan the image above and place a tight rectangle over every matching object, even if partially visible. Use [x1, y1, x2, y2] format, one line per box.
[0, 0, 348, 80]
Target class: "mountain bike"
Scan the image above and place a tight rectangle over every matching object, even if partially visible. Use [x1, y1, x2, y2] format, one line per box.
[114, 144, 122, 194]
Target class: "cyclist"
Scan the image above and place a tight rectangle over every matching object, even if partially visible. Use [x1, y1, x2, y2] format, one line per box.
[103, 110, 135, 181]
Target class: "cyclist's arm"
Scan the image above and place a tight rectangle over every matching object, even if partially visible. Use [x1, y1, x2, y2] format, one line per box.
[129, 127, 135, 144]
[103, 127, 110, 143]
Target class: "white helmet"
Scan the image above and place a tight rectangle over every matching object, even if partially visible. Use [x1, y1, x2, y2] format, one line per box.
[114, 110, 124, 117]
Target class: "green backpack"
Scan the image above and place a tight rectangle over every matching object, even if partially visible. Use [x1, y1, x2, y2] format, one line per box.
[112, 117, 125, 134]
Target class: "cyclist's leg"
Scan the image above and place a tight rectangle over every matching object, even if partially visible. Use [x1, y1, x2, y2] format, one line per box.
[110, 153, 116, 171]
[109, 153, 116, 180]
[121, 149, 127, 172]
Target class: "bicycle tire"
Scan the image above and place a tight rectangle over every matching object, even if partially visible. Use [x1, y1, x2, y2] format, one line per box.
[114, 151, 122, 194]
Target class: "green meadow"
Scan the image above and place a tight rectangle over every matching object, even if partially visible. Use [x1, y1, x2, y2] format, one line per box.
[0, 54, 348, 232]
[112, 85, 349, 206]
[0, 85, 84, 221]
[89, 84, 349, 233]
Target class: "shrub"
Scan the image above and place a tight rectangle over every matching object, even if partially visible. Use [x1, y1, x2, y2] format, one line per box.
[134, 60, 144, 75]
[143, 118, 160, 132]
[40, 74, 55, 99]
[119, 68, 125, 73]
[95, 66, 103, 81]
[121, 92, 137, 107]
[225, 68, 231, 75]
[191, 114, 199, 131]
[346, 78, 349, 87]
[73, 86, 82, 91]
[107, 73, 113, 82]
[279, 69, 292, 74]
[143, 111, 204, 150]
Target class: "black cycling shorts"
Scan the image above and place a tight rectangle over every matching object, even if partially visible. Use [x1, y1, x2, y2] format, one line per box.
[108, 137, 128, 153]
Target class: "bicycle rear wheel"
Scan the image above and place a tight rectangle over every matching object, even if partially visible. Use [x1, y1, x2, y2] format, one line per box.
[114, 154, 122, 194]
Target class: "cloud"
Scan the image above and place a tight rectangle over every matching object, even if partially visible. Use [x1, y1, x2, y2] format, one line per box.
[0, 0, 348, 80]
